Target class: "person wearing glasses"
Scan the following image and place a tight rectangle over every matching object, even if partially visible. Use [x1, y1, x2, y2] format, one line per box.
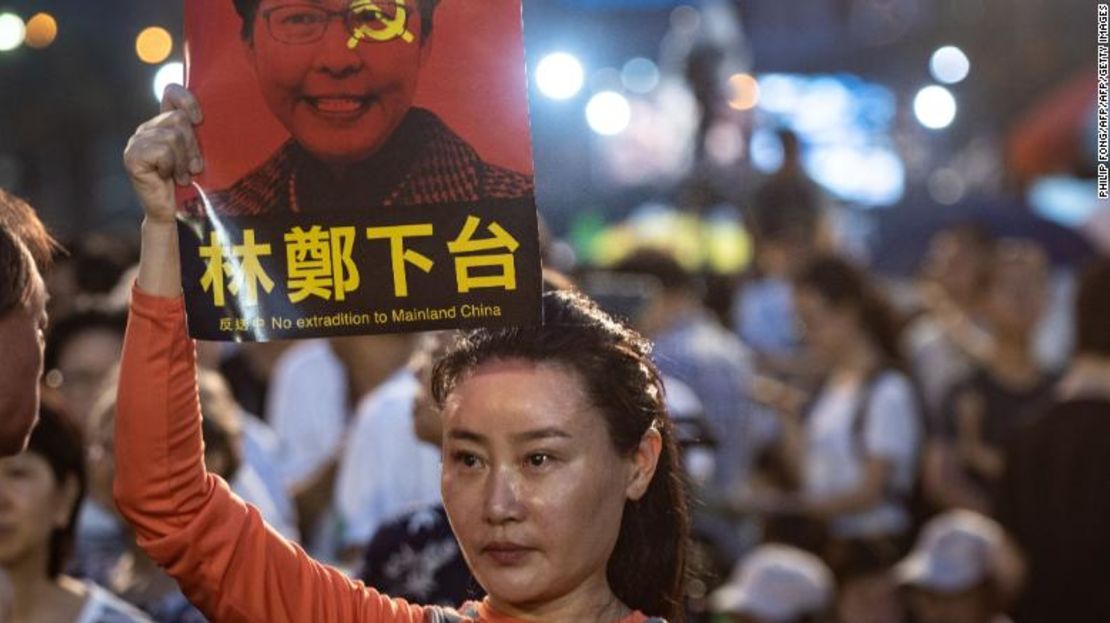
[183, 0, 533, 216]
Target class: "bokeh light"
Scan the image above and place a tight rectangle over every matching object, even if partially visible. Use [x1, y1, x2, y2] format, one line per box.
[621, 57, 660, 94]
[727, 73, 760, 111]
[0, 13, 26, 52]
[929, 45, 970, 84]
[927, 167, 966, 205]
[152, 62, 185, 102]
[24, 13, 57, 49]
[536, 52, 585, 100]
[670, 5, 701, 33]
[913, 85, 957, 130]
[136, 26, 173, 65]
[586, 91, 632, 136]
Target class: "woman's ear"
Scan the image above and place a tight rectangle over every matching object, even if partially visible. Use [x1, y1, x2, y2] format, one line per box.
[625, 425, 663, 501]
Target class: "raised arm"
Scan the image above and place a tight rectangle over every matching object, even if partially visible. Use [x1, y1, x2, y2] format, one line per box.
[114, 86, 430, 623]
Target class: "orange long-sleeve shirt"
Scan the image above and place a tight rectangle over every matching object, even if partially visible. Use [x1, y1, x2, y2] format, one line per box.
[114, 287, 653, 623]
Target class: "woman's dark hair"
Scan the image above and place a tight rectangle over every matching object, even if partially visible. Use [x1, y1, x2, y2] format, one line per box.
[25, 403, 87, 578]
[431, 289, 690, 621]
[0, 224, 34, 318]
[0, 188, 56, 271]
[795, 254, 906, 368]
[1075, 257, 1110, 357]
[232, 0, 442, 42]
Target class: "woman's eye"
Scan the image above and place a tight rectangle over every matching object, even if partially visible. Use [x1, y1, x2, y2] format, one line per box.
[526, 453, 553, 468]
[452, 451, 483, 469]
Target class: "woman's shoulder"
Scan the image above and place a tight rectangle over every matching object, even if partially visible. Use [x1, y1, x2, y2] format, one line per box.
[866, 368, 920, 413]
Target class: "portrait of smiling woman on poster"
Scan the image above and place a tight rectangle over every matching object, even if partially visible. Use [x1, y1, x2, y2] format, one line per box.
[187, 0, 534, 217]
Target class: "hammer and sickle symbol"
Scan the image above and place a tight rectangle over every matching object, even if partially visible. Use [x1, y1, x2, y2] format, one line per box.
[348, 0, 415, 49]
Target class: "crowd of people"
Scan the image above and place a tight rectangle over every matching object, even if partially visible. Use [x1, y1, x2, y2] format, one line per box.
[0, 84, 1107, 623]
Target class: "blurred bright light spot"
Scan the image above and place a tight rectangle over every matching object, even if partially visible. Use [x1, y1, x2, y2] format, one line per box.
[808, 146, 905, 206]
[913, 85, 957, 130]
[706, 122, 745, 163]
[0, 13, 26, 52]
[136, 26, 173, 65]
[750, 128, 784, 173]
[727, 73, 760, 111]
[536, 52, 584, 100]
[793, 78, 852, 137]
[24, 13, 57, 49]
[586, 91, 632, 136]
[929, 45, 970, 84]
[621, 57, 660, 94]
[757, 74, 800, 114]
[670, 5, 700, 33]
[927, 168, 966, 205]
[152, 62, 185, 102]
[1029, 176, 1098, 227]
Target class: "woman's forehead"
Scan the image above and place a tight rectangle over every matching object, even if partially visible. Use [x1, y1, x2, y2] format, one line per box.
[442, 359, 599, 435]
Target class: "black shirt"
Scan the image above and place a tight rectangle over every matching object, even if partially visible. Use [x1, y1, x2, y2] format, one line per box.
[995, 398, 1110, 623]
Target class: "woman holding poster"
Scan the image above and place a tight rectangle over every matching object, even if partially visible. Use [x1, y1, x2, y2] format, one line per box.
[119, 87, 688, 621]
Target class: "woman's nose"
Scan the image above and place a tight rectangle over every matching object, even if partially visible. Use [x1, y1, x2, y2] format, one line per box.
[313, 14, 365, 77]
[482, 466, 525, 525]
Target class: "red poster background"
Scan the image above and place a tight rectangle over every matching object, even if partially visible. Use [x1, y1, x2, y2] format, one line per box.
[184, 0, 534, 192]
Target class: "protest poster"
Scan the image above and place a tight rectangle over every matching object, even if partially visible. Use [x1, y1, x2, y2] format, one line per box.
[177, 0, 542, 341]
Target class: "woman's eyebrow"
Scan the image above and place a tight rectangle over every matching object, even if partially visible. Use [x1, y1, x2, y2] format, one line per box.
[446, 429, 485, 443]
[445, 428, 573, 443]
[513, 428, 572, 442]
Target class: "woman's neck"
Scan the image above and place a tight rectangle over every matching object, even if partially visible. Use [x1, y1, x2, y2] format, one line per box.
[6, 553, 84, 623]
[834, 334, 880, 378]
[484, 575, 632, 623]
[987, 336, 1040, 388]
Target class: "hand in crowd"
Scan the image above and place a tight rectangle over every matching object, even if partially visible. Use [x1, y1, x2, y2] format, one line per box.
[123, 85, 205, 224]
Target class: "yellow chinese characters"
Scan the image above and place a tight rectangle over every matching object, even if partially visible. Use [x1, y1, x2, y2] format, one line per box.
[448, 216, 520, 293]
[366, 224, 434, 297]
[285, 226, 361, 303]
[199, 229, 275, 307]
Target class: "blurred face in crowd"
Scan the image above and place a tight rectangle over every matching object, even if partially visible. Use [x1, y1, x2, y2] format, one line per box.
[905, 586, 993, 623]
[247, 0, 431, 166]
[982, 245, 1048, 343]
[0, 450, 79, 574]
[923, 229, 991, 305]
[795, 285, 856, 364]
[52, 330, 123, 425]
[439, 359, 657, 612]
[0, 267, 46, 456]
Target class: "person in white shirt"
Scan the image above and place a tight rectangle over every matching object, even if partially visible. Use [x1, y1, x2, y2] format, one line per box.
[334, 334, 445, 560]
[266, 334, 414, 555]
[769, 255, 923, 623]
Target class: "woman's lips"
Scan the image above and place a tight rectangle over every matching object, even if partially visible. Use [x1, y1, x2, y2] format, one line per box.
[482, 542, 536, 566]
[303, 96, 373, 118]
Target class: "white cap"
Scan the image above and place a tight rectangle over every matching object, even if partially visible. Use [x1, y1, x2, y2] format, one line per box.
[709, 544, 834, 622]
[896, 510, 1012, 594]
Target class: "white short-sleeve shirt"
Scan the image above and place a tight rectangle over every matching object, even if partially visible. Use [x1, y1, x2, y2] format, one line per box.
[803, 370, 922, 538]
